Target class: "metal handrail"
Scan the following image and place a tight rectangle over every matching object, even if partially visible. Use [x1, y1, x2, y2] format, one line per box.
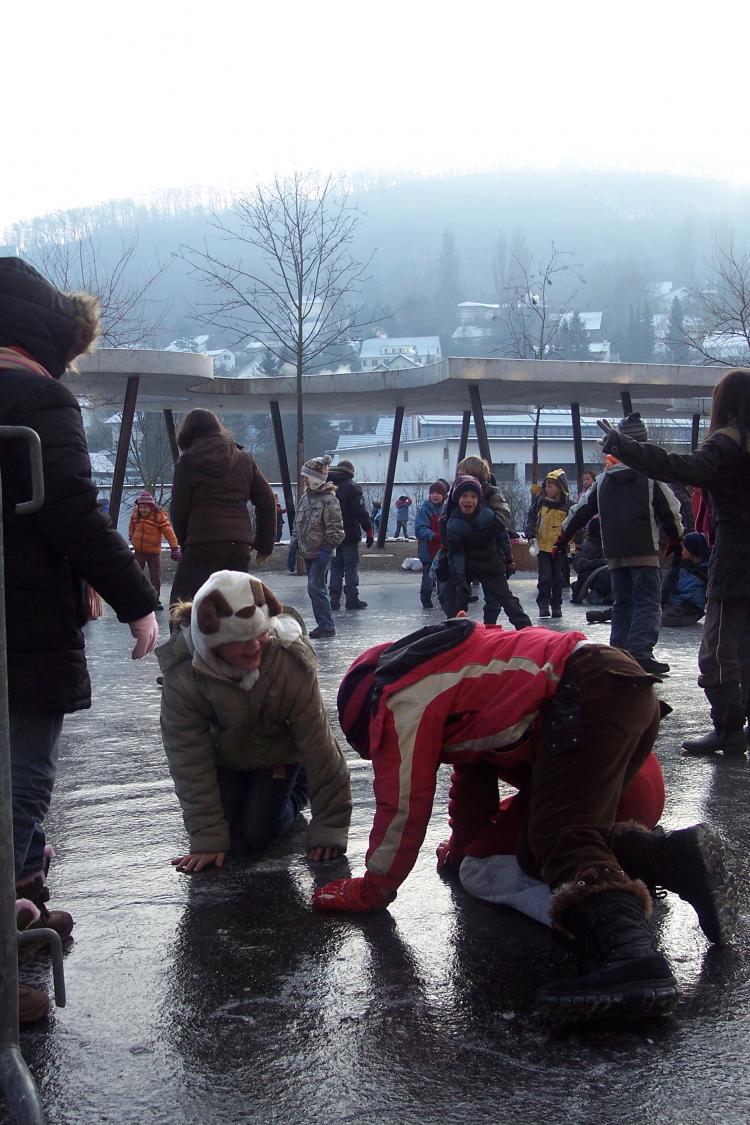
[0, 426, 58, 1124]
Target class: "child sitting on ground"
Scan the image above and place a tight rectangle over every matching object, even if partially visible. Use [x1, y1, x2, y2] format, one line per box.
[158, 570, 351, 871]
[437, 475, 531, 628]
[128, 489, 180, 610]
[661, 531, 711, 627]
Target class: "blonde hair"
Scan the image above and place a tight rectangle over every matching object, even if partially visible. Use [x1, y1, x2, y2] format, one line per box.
[457, 455, 491, 481]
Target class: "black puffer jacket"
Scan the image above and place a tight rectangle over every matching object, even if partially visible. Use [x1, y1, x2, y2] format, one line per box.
[170, 434, 276, 556]
[328, 466, 372, 545]
[602, 428, 750, 599]
[0, 260, 158, 712]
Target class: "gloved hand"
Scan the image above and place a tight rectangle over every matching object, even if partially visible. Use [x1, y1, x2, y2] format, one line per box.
[129, 612, 159, 659]
[665, 537, 683, 563]
[170, 547, 180, 561]
[551, 533, 568, 558]
[366, 530, 374, 549]
[505, 559, 517, 578]
[312, 875, 395, 913]
[599, 426, 621, 456]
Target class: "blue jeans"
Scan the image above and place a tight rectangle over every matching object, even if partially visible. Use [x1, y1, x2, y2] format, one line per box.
[395, 520, 409, 538]
[217, 764, 308, 852]
[609, 565, 663, 658]
[305, 549, 335, 630]
[420, 561, 436, 605]
[10, 710, 65, 880]
[330, 543, 360, 605]
[536, 551, 564, 610]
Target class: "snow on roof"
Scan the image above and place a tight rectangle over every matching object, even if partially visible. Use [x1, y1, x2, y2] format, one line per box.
[559, 311, 602, 332]
[457, 301, 499, 310]
[360, 336, 442, 359]
[89, 452, 115, 473]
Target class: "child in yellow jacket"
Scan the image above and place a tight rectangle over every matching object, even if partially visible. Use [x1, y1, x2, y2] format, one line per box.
[523, 469, 571, 619]
[129, 490, 179, 609]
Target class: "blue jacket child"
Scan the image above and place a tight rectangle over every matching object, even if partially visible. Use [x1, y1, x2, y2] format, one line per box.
[414, 481, 447, 608]
[662, 531, 711, 626]
[437, 476, 531, 629]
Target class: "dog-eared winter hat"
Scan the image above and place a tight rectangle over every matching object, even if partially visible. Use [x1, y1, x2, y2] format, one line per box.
[302, 454, 332, 487]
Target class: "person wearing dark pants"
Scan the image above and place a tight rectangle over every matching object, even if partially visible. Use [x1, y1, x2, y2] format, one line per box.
[559, 415, 683, 676]
[598, 371, 750, 757]
[525, 470, 571, 619]
[414, 481, 447, 608]
[328, 460, 373, 611]
[313, 620, 736, 1023]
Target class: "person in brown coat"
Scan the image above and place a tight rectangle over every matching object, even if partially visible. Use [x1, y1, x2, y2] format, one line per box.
[168, 409, 276, 606]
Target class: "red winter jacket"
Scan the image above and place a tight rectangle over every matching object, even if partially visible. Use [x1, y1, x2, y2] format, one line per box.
[364, 623, 586, 897]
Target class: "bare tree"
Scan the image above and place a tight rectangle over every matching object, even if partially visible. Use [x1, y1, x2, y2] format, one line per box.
[21, 213, 169, 348]
[127, 412, 175, 503]
[685, 237, 750, 365]
[178, 171, 374, 496]
[497, 242, 585, 361]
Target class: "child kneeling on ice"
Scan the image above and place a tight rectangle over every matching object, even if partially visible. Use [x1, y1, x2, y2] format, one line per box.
[314, 619, 736, 1023]
[157, 570, 351, 871]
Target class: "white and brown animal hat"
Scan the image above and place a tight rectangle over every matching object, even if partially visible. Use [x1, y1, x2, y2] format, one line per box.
[190, 570, 302, 689]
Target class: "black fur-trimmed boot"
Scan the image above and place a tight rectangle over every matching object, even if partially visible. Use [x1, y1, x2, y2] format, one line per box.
[610, 822, 737, 945]
[682, 682, 747, 757]
[539, 865, 679, 1022]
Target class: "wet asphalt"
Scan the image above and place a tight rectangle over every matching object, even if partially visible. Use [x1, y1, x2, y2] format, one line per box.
[7, 570, 750, 1125]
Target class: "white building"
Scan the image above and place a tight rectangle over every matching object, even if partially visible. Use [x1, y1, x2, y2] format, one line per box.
[359, 336, 442, 370]
[333, 411, 697, 490]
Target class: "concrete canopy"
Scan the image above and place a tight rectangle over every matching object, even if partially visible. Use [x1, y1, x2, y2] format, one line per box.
[71, 352, 724, 417]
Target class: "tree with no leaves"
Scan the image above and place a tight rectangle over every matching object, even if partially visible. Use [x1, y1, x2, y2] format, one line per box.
[179, 171, 373, 497]
[686, 237, 750, 365]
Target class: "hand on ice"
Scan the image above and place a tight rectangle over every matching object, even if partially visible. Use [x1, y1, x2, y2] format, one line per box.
[306, 845, 345, 862]
[171, 851, 226, 873]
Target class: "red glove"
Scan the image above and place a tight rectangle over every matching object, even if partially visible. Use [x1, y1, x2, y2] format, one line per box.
[312, 875, 395, 913]
[366, 530, 374, 549]
[170, 548, 180, 561]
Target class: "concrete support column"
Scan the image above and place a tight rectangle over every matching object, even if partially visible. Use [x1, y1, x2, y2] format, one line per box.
[378, 407, 404, 548]
[109, 376, 140, 529]
[570, 402, 585, 490]
[163, 409, 179, 465]
[468, 385, 493, 467]
[456, 410, 471, 472]
[691, 413, 701, 452]
[270, 401, 295, 532]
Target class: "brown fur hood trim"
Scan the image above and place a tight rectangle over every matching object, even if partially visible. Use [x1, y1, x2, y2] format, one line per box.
[550, 865, 652, 935]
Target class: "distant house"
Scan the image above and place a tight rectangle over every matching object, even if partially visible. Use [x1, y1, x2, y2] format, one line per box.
[456, 301, 500, 323]
[207, 348, 236, 373]
[359, 336, 442, 370]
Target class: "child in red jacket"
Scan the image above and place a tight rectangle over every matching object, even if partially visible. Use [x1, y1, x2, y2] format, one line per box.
[128, 490, 180, 609]
[314, 619, 736, 1023]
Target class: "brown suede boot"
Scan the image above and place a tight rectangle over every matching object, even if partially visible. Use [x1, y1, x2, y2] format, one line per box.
[19, 984, 50, 1024]
[15, 871, 74, 940]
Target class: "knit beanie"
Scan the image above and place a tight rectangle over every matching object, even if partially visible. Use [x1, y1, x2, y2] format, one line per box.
[334, 459, 355, 476]
[189, 570, 302, 691]
[453, 475, 483, 501]
[429, 481, 448, 499]
[683, 532, 710, 561]
[302, 454, 332, 489]
[135, 490, 157, 508]
[618, 412, 648, 443]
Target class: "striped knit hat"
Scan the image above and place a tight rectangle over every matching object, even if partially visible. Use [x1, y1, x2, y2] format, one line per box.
[302, 454, 332, 488]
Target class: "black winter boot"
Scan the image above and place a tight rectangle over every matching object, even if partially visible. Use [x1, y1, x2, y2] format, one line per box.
[610, 823, 737, 945]
[540, 870, 678, 1022]
[683, 682, 747, 757]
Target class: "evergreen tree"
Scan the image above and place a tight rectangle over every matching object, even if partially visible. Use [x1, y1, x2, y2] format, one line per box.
[624, 303, 655, 362]
[556, 310, 591, 360]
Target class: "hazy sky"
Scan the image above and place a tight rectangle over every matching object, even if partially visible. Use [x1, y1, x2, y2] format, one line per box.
[3, 0, 748, 232]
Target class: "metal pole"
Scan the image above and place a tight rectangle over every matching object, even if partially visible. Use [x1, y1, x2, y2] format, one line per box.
[108, 376, 140, 530]
[570, 402, 585, 491]
[270, 402, 296, 532]
[456, 410, 471, 472]
[377, 407, 404, 548]
[163, 409, 179, 465]
[468, 385, 493, 466]
[691, 413, 701, 452]
[0, 428, 47, 1124]
[620, 390, 633, 416]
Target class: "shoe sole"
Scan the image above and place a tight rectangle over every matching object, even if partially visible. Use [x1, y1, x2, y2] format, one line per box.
[540, 979, 679, 1023]
[677, 824, 738, 946]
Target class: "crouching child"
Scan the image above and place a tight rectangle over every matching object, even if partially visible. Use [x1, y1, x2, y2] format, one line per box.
[157, 570, 351, 871]
[313, 618, 736, 1023]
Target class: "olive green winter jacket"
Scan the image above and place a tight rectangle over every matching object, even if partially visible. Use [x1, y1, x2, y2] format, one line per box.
[156, 628, 352, 854]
